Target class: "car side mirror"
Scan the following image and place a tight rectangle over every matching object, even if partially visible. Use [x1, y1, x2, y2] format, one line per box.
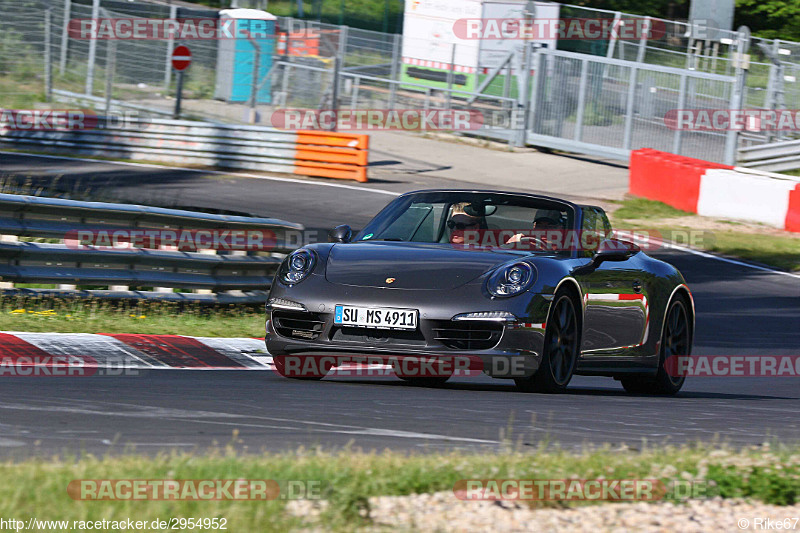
[328, 224, 352, 243]
[592, 239, 638, 265]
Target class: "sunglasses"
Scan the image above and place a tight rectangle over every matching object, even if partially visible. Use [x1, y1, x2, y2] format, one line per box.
[447, 220, 480, 230]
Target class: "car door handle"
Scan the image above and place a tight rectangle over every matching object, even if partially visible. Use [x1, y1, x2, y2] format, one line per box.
[632, 280, 643, 293]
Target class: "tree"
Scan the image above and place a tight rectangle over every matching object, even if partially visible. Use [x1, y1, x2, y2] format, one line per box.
[735, 0, 800, 41]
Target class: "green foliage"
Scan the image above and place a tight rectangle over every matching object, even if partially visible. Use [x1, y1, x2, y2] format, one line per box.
[612, 198, 694, 220]
[0, 296, 266, 337]
[573, 0, 800, 42]
[735, 0, 800, 41]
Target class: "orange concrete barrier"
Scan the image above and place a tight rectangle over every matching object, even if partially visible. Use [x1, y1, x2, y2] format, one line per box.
[293, 131, 370, 182]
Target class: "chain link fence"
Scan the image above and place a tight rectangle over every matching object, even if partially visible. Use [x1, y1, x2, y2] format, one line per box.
[2, 0, 800, 165]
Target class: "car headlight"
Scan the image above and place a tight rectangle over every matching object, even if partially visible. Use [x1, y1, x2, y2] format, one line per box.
[280, 249, 317, 285]
[487, 262, 535, 297]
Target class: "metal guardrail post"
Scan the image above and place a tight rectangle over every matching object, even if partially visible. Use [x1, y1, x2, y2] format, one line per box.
[85, 0, 100, 96]
[59, 0, 71, 75]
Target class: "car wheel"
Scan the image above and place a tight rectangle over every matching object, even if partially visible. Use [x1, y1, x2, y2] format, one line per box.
[621, 295, 690, 395]
[272, 355, 332, 381]
[515, 291, 579, 393]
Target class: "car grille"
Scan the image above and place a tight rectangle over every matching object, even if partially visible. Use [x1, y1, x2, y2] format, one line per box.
[330, 326, 426, 346]
[272, 310, 326, 340]
[431, 321, 504, 350]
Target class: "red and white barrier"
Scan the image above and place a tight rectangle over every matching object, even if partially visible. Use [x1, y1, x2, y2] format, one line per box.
[630, 149, 800, 232]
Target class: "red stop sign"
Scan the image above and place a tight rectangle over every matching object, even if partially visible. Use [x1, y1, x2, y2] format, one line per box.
[171, 45, 192, 71]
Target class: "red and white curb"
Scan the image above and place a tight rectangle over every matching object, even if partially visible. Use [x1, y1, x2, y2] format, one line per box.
[0, 332, 398, 374]
[0, 332, 271, 370]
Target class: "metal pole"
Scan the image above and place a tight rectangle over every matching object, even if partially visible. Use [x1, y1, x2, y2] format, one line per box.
[622, 66, 637, 150]
[636, 17, 650, 64]
[672, 74, 687, 155]
[388, 33, 400, 110]
[164, 4, 177, 90]
[330, 56, 341, 131]
[338, 25, 348, 65]
[281, 63, 291, 105]
[517, 42, 532, 147]
[174, 71, 184, 119]
[104, 39, 116, 116]
[85, 0, 100, 95]
[574, 59, 589, 142]
[44, 10, 53, 103]
[606, 12, 621, 59]
[527, 46, 543, 132]
[248, 37, 262, 124]
[446, 43, 455, 111]
[502, 59, 511, 100]
[723, 30, 749, 165]
[59, 0, 71, 75]
[351, 76, 360, 110]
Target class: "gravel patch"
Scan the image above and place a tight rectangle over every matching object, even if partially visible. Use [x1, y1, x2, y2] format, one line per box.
[289, 493, 800, 532]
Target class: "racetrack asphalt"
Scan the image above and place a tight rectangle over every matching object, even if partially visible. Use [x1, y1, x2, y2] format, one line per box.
[0, 152, 798, 456]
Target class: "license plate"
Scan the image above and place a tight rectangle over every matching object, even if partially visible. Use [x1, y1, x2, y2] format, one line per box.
[334, 305, 418, 330]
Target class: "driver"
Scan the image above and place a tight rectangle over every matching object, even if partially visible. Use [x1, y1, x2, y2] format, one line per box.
[448, 203, 483, 245]
[506, 216, 561, 249]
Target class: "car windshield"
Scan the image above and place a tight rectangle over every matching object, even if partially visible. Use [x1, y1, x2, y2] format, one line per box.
[355, 191, 575, 250]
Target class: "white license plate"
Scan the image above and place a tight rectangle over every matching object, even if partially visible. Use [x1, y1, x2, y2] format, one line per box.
[334, 305, 418, 330]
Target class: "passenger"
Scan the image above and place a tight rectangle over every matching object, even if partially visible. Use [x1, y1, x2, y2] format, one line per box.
[448, 202, 483, 245]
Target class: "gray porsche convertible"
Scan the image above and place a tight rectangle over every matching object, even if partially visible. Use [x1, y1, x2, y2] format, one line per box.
[265, 190, 694, 394]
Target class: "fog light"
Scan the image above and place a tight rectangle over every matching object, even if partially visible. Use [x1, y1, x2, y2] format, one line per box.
[452, 311, 517, 321]
[267, 298, 306, 311]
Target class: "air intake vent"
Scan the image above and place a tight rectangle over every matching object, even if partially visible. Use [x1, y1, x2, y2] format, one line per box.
[432, 321, 503, 350]
[272, 310, 325, 340]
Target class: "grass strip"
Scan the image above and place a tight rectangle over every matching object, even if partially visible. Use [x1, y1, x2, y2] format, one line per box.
[611, 198, 800, 272]
[0, 444, 797, 530]
[0, 296, 265, 337]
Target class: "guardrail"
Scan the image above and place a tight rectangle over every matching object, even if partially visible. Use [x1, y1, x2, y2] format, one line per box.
[0, 193, 304, 302]
[739, 139, 800, 173]
[0, 117, 370, 183]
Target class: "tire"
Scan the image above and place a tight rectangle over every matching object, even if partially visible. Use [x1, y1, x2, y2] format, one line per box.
[621, 295, 691, 395]
[272, 355, 332, 381]
[515, 290, 580, 393]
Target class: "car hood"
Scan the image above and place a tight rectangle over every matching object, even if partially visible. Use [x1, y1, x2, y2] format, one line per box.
[324, 242, 519, 290]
